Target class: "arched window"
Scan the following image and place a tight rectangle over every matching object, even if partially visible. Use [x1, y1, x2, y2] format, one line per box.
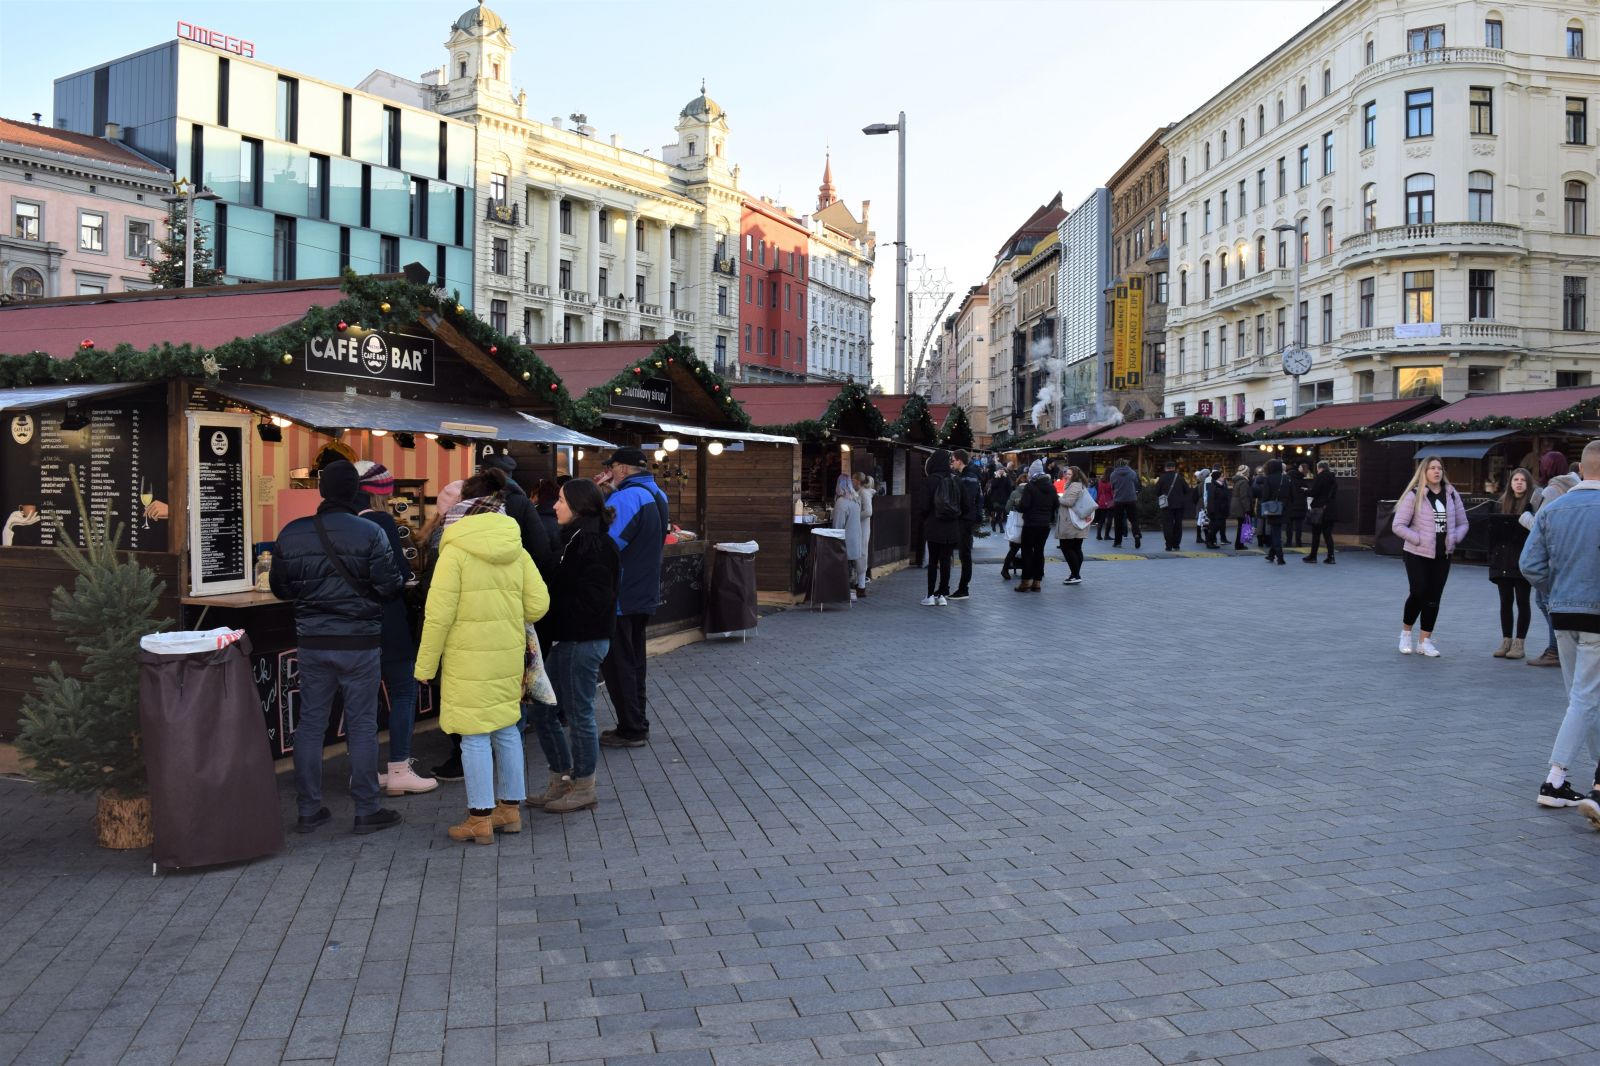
[458, 60, 467, 78]
[9, 268, 42, 299]
[1468, 171, 1494, 222]
[1219, 250, 1229, 287]
[1277, 97, 1285, 124]
[1298, 82, 1307, 111]
[1220, 130, 1228, 159]
[1239, 117, 1247, 145]
[492, 61, 501, 79]
[1405, 173, 1435, 225]
[1297, 216, 1310, 264]
[1362, 183, 1378, 232]
[1322, 206, 1334, 256]
[1257, 105, 1265, 137]
[1569, 19, 1585, 58]
[1181, 156, 1188, 183]
[1322, 66, 1332, 96]
[1179, 268, 1188, 305]
[1204, 142, 1212, 169]
[1257, 235, 1267, 271]
[687, 139, 697, 156]
[1202, 260, 1212, 299]
[1566, 179, 1588, 233]
[1364, 37, 1375, 64]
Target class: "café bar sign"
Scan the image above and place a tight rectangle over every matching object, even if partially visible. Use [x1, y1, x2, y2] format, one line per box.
[304, 330, 435, 387]
[609, 375, 672, 414]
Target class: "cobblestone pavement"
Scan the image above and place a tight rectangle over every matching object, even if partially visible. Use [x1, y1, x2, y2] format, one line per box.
[3, 537, 1599, 1066]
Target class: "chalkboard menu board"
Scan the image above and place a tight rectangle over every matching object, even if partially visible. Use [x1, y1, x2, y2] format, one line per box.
[0, 400, 169, 551]
[187, 412, 254, 595]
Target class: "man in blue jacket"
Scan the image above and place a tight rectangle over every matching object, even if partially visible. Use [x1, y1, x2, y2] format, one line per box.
[270, 460, 405, 835]
[599, 447, 670, 747]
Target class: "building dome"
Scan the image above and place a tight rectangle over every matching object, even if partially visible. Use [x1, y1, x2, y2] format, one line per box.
[454, 1, 505, 34]
[679, 85, 724, 122]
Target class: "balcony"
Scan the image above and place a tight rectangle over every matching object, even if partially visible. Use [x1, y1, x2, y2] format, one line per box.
[638, 302, 662, 317]
[1208, 268, 1292, 313]
[672, 309, 695, 324]
[484, 199, 521, 226]
[1354, 47, 1506, 90]
[562, 289, 590, 305]
[1339, 321, 1522, 356]
[1339, 222, 1524, 268]
[525, 282, 549, 297]
[600, 296, 626, 311]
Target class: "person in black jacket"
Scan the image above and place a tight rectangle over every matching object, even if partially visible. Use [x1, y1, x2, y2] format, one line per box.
[986, 468, 1013, 532]
[480, 453, 553, 577]
[920, 450, 961, 605]
[1304, 460, 1338, 564]
[270, 460, 405, 836]
[527, 478, 620, 815]
[1254, 459, 1293, 564]
[1014, 459, 1059, 592]
[1154, 461, 1190, 552]
[1202, 470, 1231, 549]
[533, 478, 562, 548]
[950, 449, 984, 599]
[1285, 462, 1311, 547]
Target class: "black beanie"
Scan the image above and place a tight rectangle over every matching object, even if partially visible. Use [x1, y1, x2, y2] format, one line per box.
[319, 459, 359, 504]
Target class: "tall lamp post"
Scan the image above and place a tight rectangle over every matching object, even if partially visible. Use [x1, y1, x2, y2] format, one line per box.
[161, 178, 222, 288]
[1271, 221, 1311, 415]
[863, 112, 906, 394]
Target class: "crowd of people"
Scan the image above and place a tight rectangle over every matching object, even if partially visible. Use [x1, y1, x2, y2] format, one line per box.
[268, 445, 668, 843]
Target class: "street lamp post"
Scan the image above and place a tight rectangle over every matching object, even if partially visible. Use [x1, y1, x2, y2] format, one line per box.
[863, 112, 906, 394]
[1272, 221, 1308, 415]
[161, 178, 222, 288]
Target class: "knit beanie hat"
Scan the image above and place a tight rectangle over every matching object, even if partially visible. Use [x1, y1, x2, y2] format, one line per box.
[354, 460, 394, 495]
[319, 459, 359, 504]
[434, 479, 464, 514]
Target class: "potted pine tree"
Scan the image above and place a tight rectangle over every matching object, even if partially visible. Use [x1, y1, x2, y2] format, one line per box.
[17, 474, 170, 848]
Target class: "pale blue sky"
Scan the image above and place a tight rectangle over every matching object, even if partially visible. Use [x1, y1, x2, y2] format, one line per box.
[1, 0, 1325, 387]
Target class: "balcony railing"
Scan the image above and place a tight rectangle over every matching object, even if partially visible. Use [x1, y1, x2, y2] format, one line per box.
[484, 199, 521, 225]
[1354, 47, 1506, 88]
[672, 309, 695, 324]
[600, 296, 626, 311]
[638, 302, 662, 317]
[1339, 321, 1521, 354]
[525, 282, 549, 297]
[562, 289, 589, 305]
[1208, 268, 1292, 313]
[1339, 222, 1523, 267]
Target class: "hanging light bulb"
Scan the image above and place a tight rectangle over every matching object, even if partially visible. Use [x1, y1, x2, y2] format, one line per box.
[576, 449, 585, 460]
[840, 442, 852, 453]
[654, 448, 667, 462]
[707, 441, 724, 456]
[424, 432, 439, 440]
[270, 416, 292, 428]
[663, 436, 680, 452]
[371, 429, 388, 437]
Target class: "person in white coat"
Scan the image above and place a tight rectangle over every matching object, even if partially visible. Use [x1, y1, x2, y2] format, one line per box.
[831, 474, 865, 598]
[853, 473, 875, 585]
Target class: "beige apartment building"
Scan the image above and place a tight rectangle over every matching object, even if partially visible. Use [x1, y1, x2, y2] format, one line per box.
[1106, 129, 1172, 419]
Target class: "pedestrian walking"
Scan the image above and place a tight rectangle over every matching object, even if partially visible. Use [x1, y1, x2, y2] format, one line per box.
[1155, 460, 1189, 552]
[854, 473, 876, 585]
[1254, 459, 1293, 564]
[1109, 458, 1142, 549]
[1230, 464, 1252, 550]
[1529, 452, 1578, 668]
[1488, 467, 1539, 659]
[269, 459, 405, 835]
[528, 477, 620, 816]
[1000, 476, 1027, 582]
[1202, 469, 1230, 549]
[920, 449, 961, 605]
[1054, 466, 1093, 584]
[1391, 456, 1469, 657]
[415, 469, 549, 843]
[1094, 470, 1114, 540]
[986, 467, 1013, 533]
[1519, 440, 1600, 814]
[1013, 459, 1058, 592]
[1192, 468, 1211, 546]
[598, 447, 670, 748]
[950, 449, 983, 599]
[1285, 463, 1310, 547]
[831, 474, 865, 600]
[1304, 460, 1338, 563]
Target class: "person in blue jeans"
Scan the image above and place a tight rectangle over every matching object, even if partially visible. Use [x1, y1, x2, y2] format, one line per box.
[527, 478, 620, 814]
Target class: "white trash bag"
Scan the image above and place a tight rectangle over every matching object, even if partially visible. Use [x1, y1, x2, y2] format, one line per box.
[140, 628, 246, 656]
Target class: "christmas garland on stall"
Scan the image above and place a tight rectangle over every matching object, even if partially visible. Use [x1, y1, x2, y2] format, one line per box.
[940, 406, 974, 449]
[565, 338, 750, 431]
[886, 393, 939, 444]
[756, 381, 886, 442]
[1089, 413, 1246, 446]
[1247, 395, 1600, 443]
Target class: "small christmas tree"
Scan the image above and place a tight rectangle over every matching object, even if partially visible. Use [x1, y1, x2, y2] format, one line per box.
[17, 471, 169, 841]
[145, 200, 223, 289]
[941, 406, 974, 450]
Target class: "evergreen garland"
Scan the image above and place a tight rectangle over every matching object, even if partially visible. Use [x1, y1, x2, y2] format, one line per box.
[565, 338, 750, 431]
[940, 406, 974, 449]
[886, 394, 939, 444]
[1091, 413, 1247, 446]
[1248, 394, 1600, 443]
[756, 382, 885, 442]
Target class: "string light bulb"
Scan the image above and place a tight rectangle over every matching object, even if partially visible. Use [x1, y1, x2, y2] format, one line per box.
[663, 437, 680, 452]
[707, 441, 724, 456]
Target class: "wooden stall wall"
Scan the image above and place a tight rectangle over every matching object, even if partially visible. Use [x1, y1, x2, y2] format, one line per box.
[0, 548, 183, 736]
[699, 443, 800, 593]
[1359, 442, 1422, 537]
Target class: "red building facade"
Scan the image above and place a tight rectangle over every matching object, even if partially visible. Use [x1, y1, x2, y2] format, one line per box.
[739, 198, 809, 382]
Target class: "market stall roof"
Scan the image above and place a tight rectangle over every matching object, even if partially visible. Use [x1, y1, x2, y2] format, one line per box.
[1414, 385, 1600, 424]
[607, 414, 798, 446]
[533, 341, 661, 395]
[1035, 422, 1114, 444]
[1268, 397, 1443, 435]
[0, 382, 154, 410]
[1067, 442, 1128, 453]
[0, 281, 345, 359]
[737, 383, 868, 427]
[206, 381, 613, 447]
[1092, 416, 1178, 440]
[1383, 427, 1517, 459]
[1271, 435, 1347, 447]
[874, 394, 951, 426]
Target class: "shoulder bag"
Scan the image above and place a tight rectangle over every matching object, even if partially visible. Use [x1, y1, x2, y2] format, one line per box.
[313, 514, 374, 600]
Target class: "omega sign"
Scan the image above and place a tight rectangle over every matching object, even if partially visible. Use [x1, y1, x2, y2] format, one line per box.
[176, 21, 255, 57]
[304, 331, 435, 387]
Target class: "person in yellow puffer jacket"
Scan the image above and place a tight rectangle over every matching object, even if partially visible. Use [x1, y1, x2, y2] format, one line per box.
[415, 468, 550, 844]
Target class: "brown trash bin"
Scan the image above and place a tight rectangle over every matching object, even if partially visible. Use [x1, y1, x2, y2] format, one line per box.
[139, 633, 284, 869]
[707, 545, 759, 635]
[807, 529, 850, 607]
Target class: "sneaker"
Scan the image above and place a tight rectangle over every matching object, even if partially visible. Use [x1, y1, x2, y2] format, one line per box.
[947, 589, 970, 599]
[921, 595, 938, 606]
[1063, 576, 1082, 585]
[296, 807, 331, 834]
[599, 729, 648, 748]
[1578, 796, 1600, 829]
[431, 755, 464, 782]
[1539, 781, 1588, 808]
[1324, 556, 1336, 564]
[1418, 638, 1440, 658]
[1529, 648, 1561, 667]
[936, 595, 949, 606]
[352, 808, 402, 834]
[1399, 630, 1414, 655]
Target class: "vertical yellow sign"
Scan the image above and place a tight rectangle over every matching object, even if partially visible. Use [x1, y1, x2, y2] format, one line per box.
[1111, 284, 1128, 391]
[1125, 275, 1144, 389]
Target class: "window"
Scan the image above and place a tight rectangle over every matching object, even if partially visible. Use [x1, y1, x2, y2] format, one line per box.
[309, 153, 329, 220]
[755, 277, 763, 306]
[1276, 157, 1286, 198]
[340, 93, 351, 156]
[636, 275, 645, 303]
[742, 324, 751, 352]
[75, 276, 106, 296]
[438, 120, 448, 181]
[1322, 206, 1334, 256]
[1276, 307, 1287, 348]
[717, 284, 728, 316]
[214, 203, 227, 273]
[1558, 370, 1592, 387]
[1403, 270, 1435, 323]
[454, 187, 465, 246]
[379, 235, 398, 274]
[1359, 277, 1375, 327]
[1219, 251, 1229, 287]
[1362, 183, 1378, 232]
[1408, 25, 1445, 51]
[1398, 367, 1443, 398]
[1239, 117, 1246, 146]
[1257, 168, 1267, 205]
[1362, 101, 1377, 149]
[1299, 216, 1310, 264]
[1405, 173, 1435, 224]
[9, 268, 42, 299]
[239, 137, 262, 206]
[1221, 190, 1229, 224]
[1321, 294, 1333, 341]
[217, 57, 230, 127]
[1180, 211, 1188, 244]
[409, 178, 428, 238]
[1568, 97, 1588, 144]
[1298, 300, 1308, 345]
[1203, 199, 1212, 233]
[1470, 87, 1494, 135]
[1298, 145, 1310, 186]
[558, 259, 571, 290]
[669, 228, 678, 260]
[1570, 25, 1585, 58]
[1155, 272, 1168, 303]
[490, 173, 506, 202]
[1277, 97, 1285, 124]
[1486, 18, 1503, 48]
[1238, 179, 1246, 214]
[1322, 132, 1334, 175]
[381, 106, 400, 168]
[1565, 276, 1588, 330]
[1152, 341, 1166, 374]
[714, 335, 727, 369]
[359, 164, 371, 227]
[670, 281, 678, 311]
[1256, 314, 1266, 353]
[13, 201, 39, 241]
[1299, 380, 1335, 408]
[1204, 142, 1211, 169]
[1406, 89, 1433, 138]
[1177, 337, 1186, 375]
[1468, 171, 1494, 222]
[1202, 331, 1211, 369]
[1469, 269, 1495, 320]
[1257, 235, 1267, 271]
[1468, 367, 1501, 394]
[1179, 269, 1187, 305]
[490, 299, 507, 334]
[1236, 320, 1246, 358]
[275, 75, 298, 143]
[126, 219, 151, 260]
[1180, 156, 1187, 183]
[1365, 39, 1375, 65]
[1277, 230, 1287, 268]
[492, 237, 508, 275]
[1219, 325, 1228, 362]
[597, 207, 609, 243]
[597, 268, 608, 298]
[559, 199, 572, 235]
[1202, 260, 1211, 299]
[1298, 83, 1307, 111]
[78, 211, 104, 252]
[1220, 130, 1228, 159]
[1566, 180, 1588, 234]
[1257, 104, 1265, 137]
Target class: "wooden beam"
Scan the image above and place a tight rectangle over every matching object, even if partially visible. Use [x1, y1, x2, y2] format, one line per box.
[418, 311, 549, 411]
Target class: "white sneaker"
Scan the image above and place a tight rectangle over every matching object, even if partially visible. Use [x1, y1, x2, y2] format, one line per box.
[936, 595, 949, 606]
[1399, 630, 1414, 654]
[1419, 638, 1440, 657]
[921, 595, 938, 606]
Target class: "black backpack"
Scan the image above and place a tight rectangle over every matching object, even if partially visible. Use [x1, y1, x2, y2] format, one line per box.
[933, 475, 962, 521]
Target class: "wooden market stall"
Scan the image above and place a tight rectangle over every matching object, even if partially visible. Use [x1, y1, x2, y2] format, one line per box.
[0, 274, 610, 754]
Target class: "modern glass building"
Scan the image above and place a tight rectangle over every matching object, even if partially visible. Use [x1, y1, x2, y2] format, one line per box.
[53, 37, 475, 302]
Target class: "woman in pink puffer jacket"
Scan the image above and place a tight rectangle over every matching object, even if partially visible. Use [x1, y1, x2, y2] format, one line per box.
[1392, 457, 1471, 657]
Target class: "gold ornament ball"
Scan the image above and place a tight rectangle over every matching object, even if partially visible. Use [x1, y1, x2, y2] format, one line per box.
[454, 303, 464, 314]
[521, 371, 531, 381]
[281, 353, 293, 365]
[380, 302, 391, 313]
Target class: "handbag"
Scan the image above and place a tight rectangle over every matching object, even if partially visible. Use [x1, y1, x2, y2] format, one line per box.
[1240, 516, 1255, 545]
[523, 624, 557, 705]
[1004, 510, 1024, 544]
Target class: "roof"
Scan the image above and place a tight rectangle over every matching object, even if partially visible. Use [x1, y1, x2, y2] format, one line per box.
[0, 116, 167, 174]
[0, 282, 345, 359]
[1269, 398, 1441, 434]
[995, 194, 1067, 259]
[1035, 423, 1113, 444]
[1092, 416, 1178, 440]
[680, 87, 725, 122]
[533, 341, 660, 395]
[736, 383, 863, 427]
[453, 1, 505, 34]
[874, 395, 951, 426]
[1416, 386, 1600, 424]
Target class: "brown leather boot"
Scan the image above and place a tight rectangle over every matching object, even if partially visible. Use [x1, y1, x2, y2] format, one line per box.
[491, 800, 522, 834]
[447, 811, 494, 844]
[524, 771, 570, 809]
[544, 776, 597, 814]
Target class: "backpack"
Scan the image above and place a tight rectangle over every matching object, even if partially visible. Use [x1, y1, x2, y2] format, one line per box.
[933, 475, 962, 521]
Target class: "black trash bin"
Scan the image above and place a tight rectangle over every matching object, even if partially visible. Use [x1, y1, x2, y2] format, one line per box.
[139, 629, 284, 870]
[707, 543, 759, 637]
[808, 529, 850, 608]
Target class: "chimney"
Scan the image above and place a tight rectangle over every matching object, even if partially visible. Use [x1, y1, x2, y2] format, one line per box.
[861, 199, 871, 226]
[30, 112, 41, 125]
[610, 134, 622, 147]
[550, 116, 563, 129]
[103, 122, 121, 141]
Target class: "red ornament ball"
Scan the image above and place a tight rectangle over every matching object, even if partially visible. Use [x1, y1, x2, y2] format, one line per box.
[80, 339, 94, 349]
[489, 345, 498, 355]
[336, 320, 348, 331]
[549, 382, 558, 391]
[633, 367, 642, 375]
[713, 384, 721, 392]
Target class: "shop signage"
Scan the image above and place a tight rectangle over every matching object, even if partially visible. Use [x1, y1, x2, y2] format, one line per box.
[1394, 322, 1442, 339]
[1197, 400, 1213, 416]
[304, 330, 435, 387]
[176, 21, 255, 57]
[187, 411, 254, 596]
[609, 375, 672, 414]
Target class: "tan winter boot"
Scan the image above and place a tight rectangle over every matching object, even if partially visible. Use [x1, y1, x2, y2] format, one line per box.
[383, 760, 439, 796]
[446, 811, 494, 844]
[1493, 638, 1513, 658]
[524, 771, 571, 809]
[544, 776, 597, 814]
[1507, 638, 1526, 660]
[490, 800, 522, 834]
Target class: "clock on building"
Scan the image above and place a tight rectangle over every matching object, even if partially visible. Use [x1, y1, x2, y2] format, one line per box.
[1281, 346, 1313, 376]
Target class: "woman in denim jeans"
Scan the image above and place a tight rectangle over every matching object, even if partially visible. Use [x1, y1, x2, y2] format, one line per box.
[527, 478, 620, 814]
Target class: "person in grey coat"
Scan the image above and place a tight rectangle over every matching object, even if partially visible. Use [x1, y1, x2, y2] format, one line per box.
[1109, 458, 1142, 549]
[830, 475, 864, 597]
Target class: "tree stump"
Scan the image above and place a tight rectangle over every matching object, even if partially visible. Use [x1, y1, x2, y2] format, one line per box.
[96, 792, 152, 849]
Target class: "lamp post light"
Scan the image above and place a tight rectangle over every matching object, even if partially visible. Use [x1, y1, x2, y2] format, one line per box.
[1271, 221, 1310, 414]
[863, 112, 906, 394]
[161, 178, 222, 288]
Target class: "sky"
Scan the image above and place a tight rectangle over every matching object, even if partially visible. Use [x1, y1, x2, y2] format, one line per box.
[0, 0, 1328, 390]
